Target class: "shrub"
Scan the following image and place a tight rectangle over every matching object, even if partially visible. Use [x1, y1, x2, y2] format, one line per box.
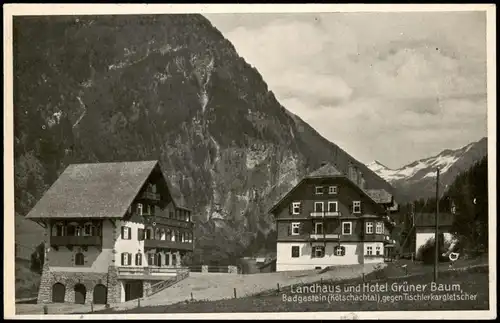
[416, 235, 448, 264]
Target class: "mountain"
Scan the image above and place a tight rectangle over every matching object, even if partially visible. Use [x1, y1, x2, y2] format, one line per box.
[367, 137, 487, 203]
[13, 14, 394, 264]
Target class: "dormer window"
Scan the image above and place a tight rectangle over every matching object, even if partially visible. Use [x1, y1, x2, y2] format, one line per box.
[137, 203, 143, 215]
[328, 186, 338, 194]
[315, 186, 324, 195]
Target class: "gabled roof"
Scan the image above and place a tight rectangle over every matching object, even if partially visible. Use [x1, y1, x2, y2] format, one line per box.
[268, 162, 385, 215]
[26, 160, 166, 219]
[305, 163, 343, 178]
[364, 189, 393, 204]
[414, 213, 454, 228]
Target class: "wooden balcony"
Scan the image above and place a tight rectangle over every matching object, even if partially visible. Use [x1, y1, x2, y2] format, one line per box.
[144, 239, 194, 251]
[309, 233, 340, 240]
[310, 212, 340, 218]
[50, 235, 102, 246]
[138, 191, 161, 202]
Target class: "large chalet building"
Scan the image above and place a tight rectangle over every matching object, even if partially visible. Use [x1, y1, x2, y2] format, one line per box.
[25, 160, 194, 305]
[269, 162, 398, 271]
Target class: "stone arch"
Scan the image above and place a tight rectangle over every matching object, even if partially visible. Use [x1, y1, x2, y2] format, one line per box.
[52, 282, 66, 303]
[93, 284, 107, 305]
[74, 283, 87, 304]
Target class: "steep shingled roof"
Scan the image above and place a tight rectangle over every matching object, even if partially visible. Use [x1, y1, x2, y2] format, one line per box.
[305, 163, 343, 178]
[26, 160, 160, 219]
[364, 189, 393, 204]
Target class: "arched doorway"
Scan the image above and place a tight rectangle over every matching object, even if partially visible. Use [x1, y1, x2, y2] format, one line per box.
[74, 283, 86, 304]
[93, 284, 107, 305]
[52, 283, 65, 303]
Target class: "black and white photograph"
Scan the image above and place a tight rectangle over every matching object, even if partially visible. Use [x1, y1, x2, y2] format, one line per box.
[3, 3, 496, 320]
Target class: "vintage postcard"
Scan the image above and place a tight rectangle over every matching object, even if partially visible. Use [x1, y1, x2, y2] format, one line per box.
[3, 3, 496, 320]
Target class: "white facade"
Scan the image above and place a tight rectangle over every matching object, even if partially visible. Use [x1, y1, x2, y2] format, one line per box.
[276, 241, 386, 271]
[276, 242, 386, 271]
[47, 220, 115, 272]
[415, 227, 454, 256]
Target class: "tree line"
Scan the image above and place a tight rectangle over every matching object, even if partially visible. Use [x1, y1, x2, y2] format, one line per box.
[398, 155, 488, 257]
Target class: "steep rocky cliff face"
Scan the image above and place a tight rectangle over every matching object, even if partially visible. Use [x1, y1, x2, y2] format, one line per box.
[13, 14, 394, 264]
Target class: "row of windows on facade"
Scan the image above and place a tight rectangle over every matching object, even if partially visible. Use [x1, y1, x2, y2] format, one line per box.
[290, 245, 383, 258]
[291, 201, 362, 215]
[52, 223, 100, 236]
[289, 221, 385, 236]
[120, 226, 193, 242]
[133, 203, 191, 222]
[120, 252, 179, 266]
[314, 185, 338, 195]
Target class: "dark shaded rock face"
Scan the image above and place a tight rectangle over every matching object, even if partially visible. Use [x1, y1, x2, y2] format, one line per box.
[13, 14, 394, 264]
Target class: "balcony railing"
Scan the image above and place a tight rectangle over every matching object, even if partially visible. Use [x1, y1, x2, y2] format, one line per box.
[144, 239, 194, 251]
[50, 235, 102, 246]
[139, 191, 161, 201]
[310, 211, 340, 217]
[117, 266, 189, 278]
[309, 233, 340, 240]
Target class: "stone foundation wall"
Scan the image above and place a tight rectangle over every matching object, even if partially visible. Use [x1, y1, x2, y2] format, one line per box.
[37, 266, 121, 305]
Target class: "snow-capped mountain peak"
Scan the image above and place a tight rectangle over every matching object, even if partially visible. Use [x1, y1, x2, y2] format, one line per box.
[367, 137, 487, 185]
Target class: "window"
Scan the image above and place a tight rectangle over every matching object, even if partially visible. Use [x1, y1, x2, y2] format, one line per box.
[376, 222, 384, 234]
[315, 222, 324, 234]
[315, 186, 324, 195]
[291, 223, 300, 235]
[135, 253, 142, 266]
[292, 202, 301, 215]
[151, 184, 157, 193]
[329, 186, 338, 194]
[147, 253, 155, 266]
[366, 222, 374, 234]
[334, 246, 346, 256]
[55, 223, 64, 236]
[353, 201, 361, 214]
[342, 222, 352, 235]
[366, 246, 373, 256]
[165, 253, 170, 266]
[312, 246, 325, 258]
[121, 226, 132, 240]
[75, 252, 84, 266]
[137, 203, 143, 215]
[169, 211, 174, 218]
[314, 202, 324, 213]
[75, 226, 82, 237]
[291, 246, 300, 258]
[376, 246, 382, 256]
[156, 253, 162, 266]
[327, 201, 338, 213]
[121, 253, 132, 266]
[83, 223, 92, 236]
[172, 254, 177, 266]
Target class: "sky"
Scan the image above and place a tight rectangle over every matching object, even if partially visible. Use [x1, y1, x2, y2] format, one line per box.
[204, 11, 488, 169]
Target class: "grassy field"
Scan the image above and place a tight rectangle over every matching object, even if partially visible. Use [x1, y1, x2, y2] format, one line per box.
[93, 264, 489, 313]
[15, 258, 41, 299]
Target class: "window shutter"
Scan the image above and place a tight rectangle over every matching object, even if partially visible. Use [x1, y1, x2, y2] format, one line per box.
[121, 253, 125, 266]
[289, 204, 292, 215]
[128, 227, 132, 240]
[341, 247, 346, 256]
[121, 226, 125, 239]
[288, 224, 291, 235]
[299, 222, 305, 235]
[128, 253, 132, 265]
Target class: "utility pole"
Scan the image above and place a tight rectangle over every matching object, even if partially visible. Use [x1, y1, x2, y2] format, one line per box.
[434, 168, 440, 282]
